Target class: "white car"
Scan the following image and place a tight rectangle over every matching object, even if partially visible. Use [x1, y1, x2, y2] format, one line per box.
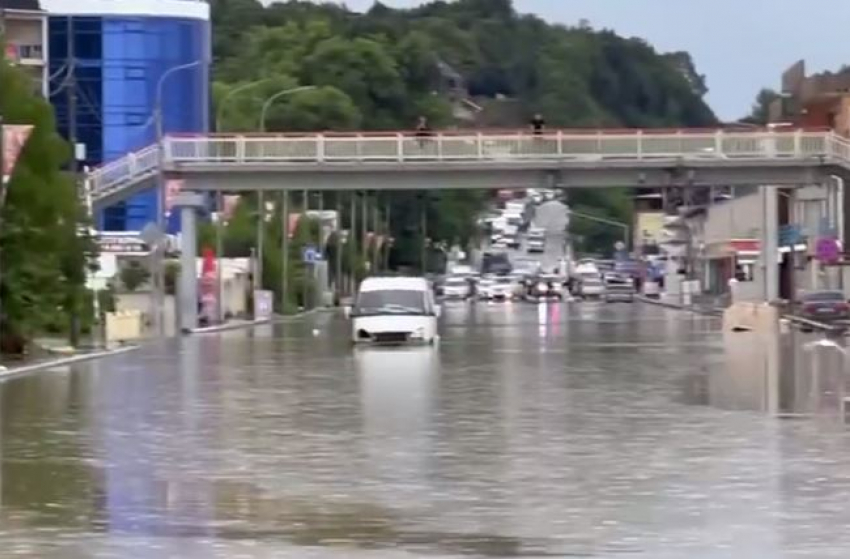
[442, 276, 472, 300]
[347, 277, 440, 345]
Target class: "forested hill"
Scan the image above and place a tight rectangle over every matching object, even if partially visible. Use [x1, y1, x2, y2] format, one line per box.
[210, 0, 717, 132]
[208, 0, 717, 261]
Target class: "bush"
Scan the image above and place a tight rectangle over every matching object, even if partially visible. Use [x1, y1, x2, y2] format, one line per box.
[120, 261, 150, 292]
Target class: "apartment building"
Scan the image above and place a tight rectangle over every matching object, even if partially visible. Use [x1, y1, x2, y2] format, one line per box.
[1, 0, 48, 96]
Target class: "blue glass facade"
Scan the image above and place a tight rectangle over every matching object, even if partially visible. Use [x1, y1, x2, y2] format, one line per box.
[49, 15, 210, 232]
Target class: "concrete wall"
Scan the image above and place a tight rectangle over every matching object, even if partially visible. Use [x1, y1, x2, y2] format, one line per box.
[703, 190, 764, 244]
[115, 293, 176, 337]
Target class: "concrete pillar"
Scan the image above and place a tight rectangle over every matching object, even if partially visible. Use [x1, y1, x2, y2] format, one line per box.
[762, 186, 780, 302]
[174, 192, 206, 333]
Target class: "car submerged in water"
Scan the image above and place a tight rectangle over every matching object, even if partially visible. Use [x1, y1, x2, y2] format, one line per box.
[346, 277, 441, 345]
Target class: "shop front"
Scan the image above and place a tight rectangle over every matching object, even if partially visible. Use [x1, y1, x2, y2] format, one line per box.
[702, 239, 760, 294]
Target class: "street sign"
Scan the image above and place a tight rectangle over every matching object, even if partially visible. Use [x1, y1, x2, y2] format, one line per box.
[140, 222, 165, 248]
[302, 245, 320, 263]
[778, 224, 802, 247]
[816, 237, 840, 263]
[97, 233, 149, 254]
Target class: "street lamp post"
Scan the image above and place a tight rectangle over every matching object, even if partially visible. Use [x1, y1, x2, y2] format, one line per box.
[259, 86, 317, 132]
[567, 209, 630, 250]
[152, 59, 203, 336]
[215, 78, 277, 132]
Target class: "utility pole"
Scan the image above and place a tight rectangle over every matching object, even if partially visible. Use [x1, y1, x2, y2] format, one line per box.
[335, 192, 342, 302]
[421, 194, 428, 274]
[350, 192, 357, 287]
[280, 190, 289, 312]
[256, 190, 265, 293]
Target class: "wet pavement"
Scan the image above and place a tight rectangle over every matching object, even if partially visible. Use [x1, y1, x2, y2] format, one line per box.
[1, 302, 850, 558]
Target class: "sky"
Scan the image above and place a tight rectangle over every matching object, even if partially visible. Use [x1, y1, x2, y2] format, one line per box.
[300, 0, 850, 121]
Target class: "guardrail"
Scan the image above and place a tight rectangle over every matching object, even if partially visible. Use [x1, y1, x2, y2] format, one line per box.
[784, 314, 848, 334]
[87, 129, 850, 200]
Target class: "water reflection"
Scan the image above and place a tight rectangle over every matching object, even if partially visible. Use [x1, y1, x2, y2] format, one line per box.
[716, 324, 850, 419]
[356, 346, 438, 507]
[4, 304, 850, 557]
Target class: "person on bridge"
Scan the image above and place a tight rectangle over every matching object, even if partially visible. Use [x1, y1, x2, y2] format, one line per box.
[414, 115, 433, 148]
[530, 113, 545, 135]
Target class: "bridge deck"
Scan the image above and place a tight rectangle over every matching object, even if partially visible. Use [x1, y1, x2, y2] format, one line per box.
[87, 129, 850, 203]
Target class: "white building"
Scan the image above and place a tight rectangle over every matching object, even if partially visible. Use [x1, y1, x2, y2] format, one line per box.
[2, 0, 49, 96]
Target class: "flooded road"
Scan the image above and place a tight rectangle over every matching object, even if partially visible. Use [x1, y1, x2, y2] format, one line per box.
[2, 303, 850, 558]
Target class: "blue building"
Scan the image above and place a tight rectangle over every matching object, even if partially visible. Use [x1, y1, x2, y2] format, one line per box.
[43, 0, 211, 232]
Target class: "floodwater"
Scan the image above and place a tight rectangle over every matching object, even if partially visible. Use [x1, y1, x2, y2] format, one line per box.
[1, 302, 850, 558]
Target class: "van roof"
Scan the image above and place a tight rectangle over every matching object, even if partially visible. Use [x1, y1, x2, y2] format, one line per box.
[359, 276, 429, 292]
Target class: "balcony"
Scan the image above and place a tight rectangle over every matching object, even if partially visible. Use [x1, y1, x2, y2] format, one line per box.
[4, 43, 44, 65]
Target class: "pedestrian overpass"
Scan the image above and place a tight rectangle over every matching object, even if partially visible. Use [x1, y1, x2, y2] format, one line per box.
[87, 127, 850, 335]
[87, 128, 850, 210]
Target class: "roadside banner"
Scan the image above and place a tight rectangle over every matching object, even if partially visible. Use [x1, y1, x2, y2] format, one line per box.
[2, 124, 34, 185]
[200, 247, 218, 322]
[222, 195, 240, 223]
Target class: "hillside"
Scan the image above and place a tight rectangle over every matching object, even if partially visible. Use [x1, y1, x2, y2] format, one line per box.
[208, 0, 717, 275]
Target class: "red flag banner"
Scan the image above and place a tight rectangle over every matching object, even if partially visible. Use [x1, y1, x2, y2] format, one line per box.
[222, 195, 240, 222]
[288, 213, 301, 239]
[2, 125, 34, 184]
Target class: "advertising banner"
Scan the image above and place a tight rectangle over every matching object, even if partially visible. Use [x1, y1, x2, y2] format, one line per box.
[222, 195, 240, 222]
[200, 247, 218, 323]
[253, 290, 274, 320]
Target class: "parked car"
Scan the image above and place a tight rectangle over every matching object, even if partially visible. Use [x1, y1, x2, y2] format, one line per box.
[346, 276, 440, 345]
[798, 291, 850, 322]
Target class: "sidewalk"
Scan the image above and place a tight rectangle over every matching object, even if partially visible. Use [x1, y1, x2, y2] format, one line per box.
[186, 307, 329, 334]
[0, 345, 140, 380]
[638, 294, 725, 317]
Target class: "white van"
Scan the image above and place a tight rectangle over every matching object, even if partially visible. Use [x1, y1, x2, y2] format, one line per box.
[347, 277, 440, 345]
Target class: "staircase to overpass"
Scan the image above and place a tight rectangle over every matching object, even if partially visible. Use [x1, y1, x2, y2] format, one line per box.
[86, 129, 850, 210]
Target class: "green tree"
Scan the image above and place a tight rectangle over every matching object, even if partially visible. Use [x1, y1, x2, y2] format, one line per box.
[742, 88, 781, 124]
[0, 56, 92, 350]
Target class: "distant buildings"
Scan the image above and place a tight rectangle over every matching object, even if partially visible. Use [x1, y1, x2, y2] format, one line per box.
[3, 0, 211, 233]
[1, 0, 48, 96]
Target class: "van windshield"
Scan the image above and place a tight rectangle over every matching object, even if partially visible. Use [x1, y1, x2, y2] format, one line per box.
[355, 289, 429, 316]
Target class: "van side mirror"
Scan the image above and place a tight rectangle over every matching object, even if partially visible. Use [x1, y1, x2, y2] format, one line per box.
[343, 305, 352, 319]
[434, 305, 442, 318]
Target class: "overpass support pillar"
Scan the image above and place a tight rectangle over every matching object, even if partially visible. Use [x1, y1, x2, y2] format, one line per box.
[174, 192, 206, 333]
[762, 186, 780, 302]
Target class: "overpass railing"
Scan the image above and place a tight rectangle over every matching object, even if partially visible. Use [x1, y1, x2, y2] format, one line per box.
[88, 129, 849, 198]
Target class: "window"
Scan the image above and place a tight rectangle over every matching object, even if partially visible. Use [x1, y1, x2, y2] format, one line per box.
[124, 67, 146, 80]
[125, 113, 147, 126]
[354, 290, 428, 316]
